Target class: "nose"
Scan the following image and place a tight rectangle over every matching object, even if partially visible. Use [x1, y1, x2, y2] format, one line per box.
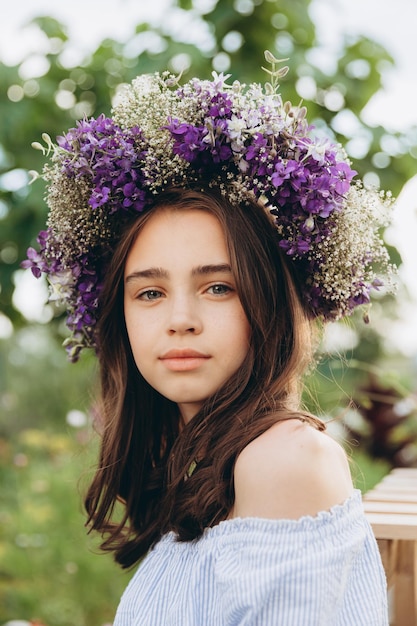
[167, 294, 202, 335]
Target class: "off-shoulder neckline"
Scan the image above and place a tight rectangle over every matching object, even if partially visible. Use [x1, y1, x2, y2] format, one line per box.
[205, 488, 361, 534]
[153, 489, 364, 551]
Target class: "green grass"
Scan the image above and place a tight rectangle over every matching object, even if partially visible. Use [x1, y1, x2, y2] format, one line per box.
[0, 428, 132, 626]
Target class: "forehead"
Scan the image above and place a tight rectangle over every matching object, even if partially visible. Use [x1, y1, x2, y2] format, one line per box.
[124, 208, 230, 273]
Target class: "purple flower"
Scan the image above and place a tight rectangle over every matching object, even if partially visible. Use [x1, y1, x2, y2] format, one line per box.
[21, 247, 44, 278]
[90, 186, 110, 209]
[271, 159, 306, 189]
[21, 230, 54, 277]
[208, 93, 233, 118]
[349, 286, 371, 307]
[58, 115, 148, 214]
[166, 119, 208, 162]
[208, 141, 232, 163]
[330, 162, 357, 195]
[279, 236, 311, 256]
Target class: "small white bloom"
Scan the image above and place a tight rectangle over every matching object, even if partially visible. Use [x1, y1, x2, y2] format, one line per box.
[210, 71, 232, 91]
[302, 138, 331, 165]
[48, 270, 75, 301]
[248, 84, 263, 100]
[304, 216, 315, 232]
[246, 109, 261, 128]
[227, 115, 247, 138]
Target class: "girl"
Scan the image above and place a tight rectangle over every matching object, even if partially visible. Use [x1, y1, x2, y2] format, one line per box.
[25, 53, 394, 624]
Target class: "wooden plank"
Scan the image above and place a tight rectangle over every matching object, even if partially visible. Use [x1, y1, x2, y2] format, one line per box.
[365, 513, 417, 540]
[394, 541, 417, 626]
[381, 480, 417, 488]
[364, 491, 417, 503]
[390, 468, 417, 476]
[380, 478, 417, 488]
[375, 483, 417, 492]
[378, 474, 417, 485]
[363, 501, 417, 515]
[366, 469, 417, 625]
[376, 539, 398, 588]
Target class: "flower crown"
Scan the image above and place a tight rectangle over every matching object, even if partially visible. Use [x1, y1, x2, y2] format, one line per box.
[24, 51, 395, 361]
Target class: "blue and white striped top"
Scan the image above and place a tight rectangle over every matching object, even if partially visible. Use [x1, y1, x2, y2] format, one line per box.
[113, 490, 388, 625]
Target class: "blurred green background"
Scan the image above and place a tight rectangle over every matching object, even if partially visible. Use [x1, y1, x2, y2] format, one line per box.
[1, 0, 416, 624]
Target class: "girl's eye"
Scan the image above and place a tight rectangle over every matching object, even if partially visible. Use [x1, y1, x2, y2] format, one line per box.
[138, 289, 163, 301]
[207, 284, 232, 296]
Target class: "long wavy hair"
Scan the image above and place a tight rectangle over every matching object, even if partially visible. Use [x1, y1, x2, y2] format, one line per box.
[84, 188, 324, 568]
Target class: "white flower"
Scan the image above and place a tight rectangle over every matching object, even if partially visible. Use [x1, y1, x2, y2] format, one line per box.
[227, 115, 247, 139]
[304, 216, 315, 232]
[48, 269, 75, 301]
[245, 109, 261, 128]
[210, 71, 232, 91]
[301, 138, 332, 165]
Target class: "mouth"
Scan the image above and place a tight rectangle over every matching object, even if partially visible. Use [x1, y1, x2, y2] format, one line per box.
[159, 349, 211, 372]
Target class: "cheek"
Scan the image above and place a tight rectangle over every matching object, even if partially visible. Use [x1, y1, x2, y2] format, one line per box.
[226, 310, 251, 360]
[124, 301, 152, 340]
[124, 310, 147, 362]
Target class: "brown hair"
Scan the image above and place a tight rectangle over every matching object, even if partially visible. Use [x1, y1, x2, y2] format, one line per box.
[84, 188, 324, 568]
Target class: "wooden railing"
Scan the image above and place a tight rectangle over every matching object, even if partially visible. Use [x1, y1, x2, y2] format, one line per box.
[363, 467, 417, 626]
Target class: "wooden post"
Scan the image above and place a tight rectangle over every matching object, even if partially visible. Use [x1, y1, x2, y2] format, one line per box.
[394, 540, 417, 626]
[363, 467, 417, 626]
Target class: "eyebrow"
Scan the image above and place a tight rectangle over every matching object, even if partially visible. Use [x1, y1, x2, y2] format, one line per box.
[192, 263, 232, 276]
[125, 267, 168, 283]
[125, 264, 232, 283]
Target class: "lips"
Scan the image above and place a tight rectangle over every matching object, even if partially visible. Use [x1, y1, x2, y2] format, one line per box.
[160, 349, 209, 359]
[159, 349, 210, 372]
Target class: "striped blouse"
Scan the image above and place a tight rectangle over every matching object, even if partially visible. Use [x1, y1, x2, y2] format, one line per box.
[113, 490, 388, 625]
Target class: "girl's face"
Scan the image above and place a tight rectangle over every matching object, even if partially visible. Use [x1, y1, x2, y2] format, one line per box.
[124, 208, 251, 423]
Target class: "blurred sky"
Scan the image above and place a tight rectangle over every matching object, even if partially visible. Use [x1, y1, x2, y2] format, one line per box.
[1, 0, 417, 353]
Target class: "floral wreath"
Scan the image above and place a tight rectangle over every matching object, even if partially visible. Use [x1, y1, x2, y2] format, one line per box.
[23, 51, 396, 361]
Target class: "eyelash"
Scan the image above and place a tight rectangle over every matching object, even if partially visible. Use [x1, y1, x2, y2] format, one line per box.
[138, 289, 164, 301]
[137, 283, 233, 301]
[207, 283, 232, 296]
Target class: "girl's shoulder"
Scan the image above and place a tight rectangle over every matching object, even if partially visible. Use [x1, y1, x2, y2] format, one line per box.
[231, 418, 354, 521]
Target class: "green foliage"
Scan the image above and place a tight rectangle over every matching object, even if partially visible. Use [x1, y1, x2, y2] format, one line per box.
[349, 449, 391, 492]
[0, 429, 131, 625]
[0, 329, 96, 436]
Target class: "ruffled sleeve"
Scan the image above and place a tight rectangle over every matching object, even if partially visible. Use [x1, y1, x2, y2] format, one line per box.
[209, 490, 388, 625]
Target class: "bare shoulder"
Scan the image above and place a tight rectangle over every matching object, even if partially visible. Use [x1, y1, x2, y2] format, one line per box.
[231, 419, 354, 520]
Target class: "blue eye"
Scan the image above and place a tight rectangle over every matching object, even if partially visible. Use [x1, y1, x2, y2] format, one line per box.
[207, 284, 232, 295]
[139, 289, 163, 301]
